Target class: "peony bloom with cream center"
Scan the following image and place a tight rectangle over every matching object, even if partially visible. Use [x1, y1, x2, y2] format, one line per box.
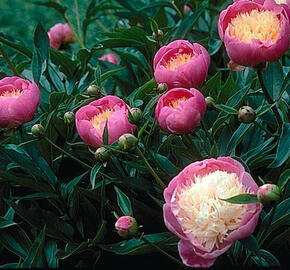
[218, 0, 290, 66]
[163, 157, 262, 268]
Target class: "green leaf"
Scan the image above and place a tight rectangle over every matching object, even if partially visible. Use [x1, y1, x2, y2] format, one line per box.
[201, 71, 221, 98]
[239, 235, 259, 252]
[49, 92, 68, 111]
[269, 123, 290, 168]
[278, 169, 290, 190]
[114, 186, 132, 216]
[90, 164, 102, 189]
[22, 225, 46, 268]
[215, 104, 238, 115]
[34, 1, 67, 16]
[151, 152, 179, 176]
[32, 47, 42, 84]
[253, 249, 280, 267]
[100, 67, 125, 82]
[34, 23, 49, 63]
[0, 217, 17, 230]
[102, 120, 109, 145]
[90, 220, 107, 246]
[220, 193, 259, 204]
[0, 34, 32, 58]
[44, 240, 58, 268]
[56, 242, 89, 260]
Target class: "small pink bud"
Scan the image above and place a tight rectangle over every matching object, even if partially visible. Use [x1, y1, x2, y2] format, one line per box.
[115, 216, 138, 238]
[238, 106, 256, 123]
[257, 184, 281, 206]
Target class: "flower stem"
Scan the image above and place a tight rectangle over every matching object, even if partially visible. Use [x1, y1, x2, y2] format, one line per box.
[253, 121, 279, 137]
[136, 147, 166, 189]
[140, 235, 183, 266]
[44, 137, 91, 170]
[0, 42, 19, 76]
[257, 69, 283, 128]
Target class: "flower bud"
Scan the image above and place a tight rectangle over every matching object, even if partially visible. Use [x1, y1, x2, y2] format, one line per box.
[31, 124, 45, 137]
[118, 133, 138, 151]
[257, 184, 281, 207]
[152, 29, 163, 40]
[95, 147, 111, 163]
[238, 106, 256, 123]
[128, 108, 142, 124]
[115, 216, 138, 238]
[86, 85, 101, 97]
[205, 96, 215, 109]
[156, 83, 168, 93]
[63, 111, 75, 125]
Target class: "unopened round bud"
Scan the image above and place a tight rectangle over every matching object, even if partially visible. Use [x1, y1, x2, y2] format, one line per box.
[118, 133, 138, 151]
[31, 124, 45, 137]
[257, 184, 281, 207]
[95, 147, 111, 163]
[205, 97, 215, 109]
[156, 83, 168, 93]
[238, 106, 256, 123]
[86, 84, 101, 97]
[152, 29, 163, 40]
[129, 108, 142, 124]
[63, 111, 75, 125]
[115, 216, 138, 238]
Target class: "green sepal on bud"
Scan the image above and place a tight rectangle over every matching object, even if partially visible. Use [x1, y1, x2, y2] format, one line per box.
[238, 106, 256, 123]
[94, 147, 111, 163]
[86, 84, 101, 97]
[118, 133, 138, 151]
[257, 184, 281, 207]
[63, 111, 75, 125]
[31, 124, 45, 137]
[205, 96, 215, 109]
[156, 83, 168, 93]
[128, 107, 142, 125]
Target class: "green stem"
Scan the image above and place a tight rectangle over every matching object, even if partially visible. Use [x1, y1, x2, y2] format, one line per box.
[0, 43, 19, 76]
[136, 147, 166, 189]
[253, 121, 279, 137]
[44, 137, 91, 170]
[257, 69, 283, 128]
[140, 235, 183, 266]
[258, 204, 277, 247]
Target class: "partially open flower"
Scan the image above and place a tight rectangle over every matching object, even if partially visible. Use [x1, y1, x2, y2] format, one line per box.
[155, 88, 206, 134]
[0, 76, 41, 128]
[75, 96, 136, 147]
[163, 157, 262, 268]
[99, 53, 119, 65]
[218, 0, 290, 66]
[48, 23, 74, 50]
[153, 40, 210, 89]
[115, 216, 138, 238]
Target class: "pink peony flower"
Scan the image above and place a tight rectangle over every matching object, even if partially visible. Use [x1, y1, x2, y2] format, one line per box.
[153, 40, 210, 90]
[155, 88, 206, 134]
[48, 23, 74, 50]
[99, 53, 120, 65]
[218, 0, 290, 66]
[0, 76, 41, 128]
[75, 95, 136, 147]
[163, 157, 262, 268]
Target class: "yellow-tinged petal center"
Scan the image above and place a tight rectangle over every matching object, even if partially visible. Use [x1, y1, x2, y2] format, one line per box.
[168, 97, 188, 109]
[228, 9, 281, 43]
[90, 109, 114, 131]
[175, 170, 248, 251]
[165, 53, 193, 71]
[275, 0, 287, 4]
[0, 89, 23, 99]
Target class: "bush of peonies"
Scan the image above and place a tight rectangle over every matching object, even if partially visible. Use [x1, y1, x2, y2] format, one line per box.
[0, 0, 289, 268]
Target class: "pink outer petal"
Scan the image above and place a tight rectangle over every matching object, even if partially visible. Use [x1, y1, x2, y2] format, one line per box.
[178, 240, 216, 268]
[218, 0, 290, 66]
[99, 53, 119, 65]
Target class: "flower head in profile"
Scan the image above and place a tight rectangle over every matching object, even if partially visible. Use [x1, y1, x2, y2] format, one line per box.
[0, 76, 41, 128]
[48, 23, 74, 50]
[163, 157, 262, 268]
[218, 0, 290, 66]
[75, 95, 136, 147]
[153, 40, 210, 89]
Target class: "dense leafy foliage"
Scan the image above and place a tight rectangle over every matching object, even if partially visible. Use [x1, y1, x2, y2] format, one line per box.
[0, 0, 289, 268]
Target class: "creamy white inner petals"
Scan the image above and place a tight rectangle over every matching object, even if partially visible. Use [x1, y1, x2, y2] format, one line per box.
[175, 170, 247, 251]
[168, 97, 188, 109]
[228, 9, 281, 43]
[90, 109, 114, 131]
[165, 53, 193, 70]
[0, 89, 23, 99]
[275, 0, 287, 4]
